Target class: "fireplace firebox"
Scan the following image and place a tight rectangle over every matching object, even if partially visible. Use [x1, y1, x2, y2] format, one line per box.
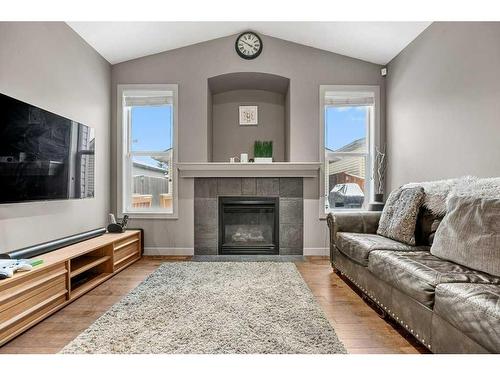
[218, 197, 279, 255]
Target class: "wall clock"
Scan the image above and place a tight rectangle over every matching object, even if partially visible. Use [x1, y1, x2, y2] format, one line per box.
[235, 32, 263, 60]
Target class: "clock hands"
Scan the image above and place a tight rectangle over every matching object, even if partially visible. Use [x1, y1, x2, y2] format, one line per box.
[241, 40, 254, 48]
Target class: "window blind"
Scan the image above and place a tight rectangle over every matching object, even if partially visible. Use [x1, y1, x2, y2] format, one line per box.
[324, 91, 374, 106]
[124, 92, 173, 107]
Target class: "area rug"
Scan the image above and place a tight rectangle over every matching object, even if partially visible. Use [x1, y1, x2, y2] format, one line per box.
[60, 262, 346, 354]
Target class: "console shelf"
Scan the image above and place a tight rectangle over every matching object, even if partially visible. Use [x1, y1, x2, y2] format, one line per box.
[70, 255, 111, 278]
[70, 272, 112, 300]
[0, 230, 142, 346]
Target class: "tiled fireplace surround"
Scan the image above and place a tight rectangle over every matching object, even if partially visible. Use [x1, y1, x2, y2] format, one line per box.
[194, 177, 303, 255]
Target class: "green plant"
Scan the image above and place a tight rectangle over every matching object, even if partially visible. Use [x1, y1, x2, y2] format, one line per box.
[254, 141, 263, 157]
[254, 140, 273, 158]
[264, 141, 273, 157]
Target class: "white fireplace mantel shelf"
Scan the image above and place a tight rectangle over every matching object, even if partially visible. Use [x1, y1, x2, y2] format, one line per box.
[177, 162, 321, 178]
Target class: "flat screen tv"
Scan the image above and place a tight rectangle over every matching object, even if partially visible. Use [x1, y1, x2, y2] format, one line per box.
[0, 93, 95, 204]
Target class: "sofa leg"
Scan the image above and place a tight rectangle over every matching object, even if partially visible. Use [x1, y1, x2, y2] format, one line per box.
[362, 294, 387, 319]
[376, 307, 388, 320]
[331, 264, 342, 275]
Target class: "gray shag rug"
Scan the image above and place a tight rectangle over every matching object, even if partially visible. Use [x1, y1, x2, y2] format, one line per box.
[61, 262, 346, 354]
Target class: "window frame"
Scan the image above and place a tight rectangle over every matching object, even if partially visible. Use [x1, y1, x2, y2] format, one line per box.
[319, 85, 380, 218]
[117, 84, 178, 219]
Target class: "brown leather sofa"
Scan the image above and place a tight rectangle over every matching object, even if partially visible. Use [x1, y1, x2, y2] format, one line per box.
[327, 210, 500, 353]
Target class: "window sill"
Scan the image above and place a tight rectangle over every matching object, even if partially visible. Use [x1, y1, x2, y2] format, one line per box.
[320, 208, 374, 220]
[120, 212, 178, 220]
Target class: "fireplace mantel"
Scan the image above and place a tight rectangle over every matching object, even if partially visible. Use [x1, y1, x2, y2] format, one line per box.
[177, 162, 320, 178]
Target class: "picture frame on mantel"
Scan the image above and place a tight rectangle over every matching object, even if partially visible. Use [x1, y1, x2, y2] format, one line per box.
[239, 105, 258, 125]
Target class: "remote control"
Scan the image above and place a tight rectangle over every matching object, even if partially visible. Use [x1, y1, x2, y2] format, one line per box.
[0, 260, 33, 279]
[121, 214, 129, 229]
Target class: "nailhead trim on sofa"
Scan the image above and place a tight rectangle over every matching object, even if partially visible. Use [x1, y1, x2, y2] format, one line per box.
[331, 259, 432, 350]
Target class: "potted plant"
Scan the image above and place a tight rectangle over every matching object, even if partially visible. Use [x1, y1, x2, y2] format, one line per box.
[254, 140, 273, 163]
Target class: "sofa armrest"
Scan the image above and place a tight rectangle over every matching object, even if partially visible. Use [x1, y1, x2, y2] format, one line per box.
[326, 211, 382, 245]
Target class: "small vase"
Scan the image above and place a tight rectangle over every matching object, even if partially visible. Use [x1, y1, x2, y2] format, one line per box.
[374, 193, 384, 203]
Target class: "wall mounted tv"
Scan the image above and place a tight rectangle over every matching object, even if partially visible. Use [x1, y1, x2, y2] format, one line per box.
[0, 93, 95, 204]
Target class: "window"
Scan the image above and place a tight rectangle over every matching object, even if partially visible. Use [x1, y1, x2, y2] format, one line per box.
[118, 85, 178, 217]
[320, 86, 379, 214]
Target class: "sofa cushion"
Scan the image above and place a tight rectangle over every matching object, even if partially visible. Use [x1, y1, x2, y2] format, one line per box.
[368, 251, 500, 308]
[431, 196, 500, 277]
[377, 186, 425, 245]
[336, 232, 429, 267]
[415, 208, 443, 246]
[434, 283, 500, 353]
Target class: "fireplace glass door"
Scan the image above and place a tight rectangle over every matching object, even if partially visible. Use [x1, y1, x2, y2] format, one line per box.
[219, 197, 279, 255]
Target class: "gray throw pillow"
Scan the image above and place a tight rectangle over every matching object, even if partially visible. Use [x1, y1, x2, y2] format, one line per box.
[377, 186, 425, 245]
[431, 196, 500, 277]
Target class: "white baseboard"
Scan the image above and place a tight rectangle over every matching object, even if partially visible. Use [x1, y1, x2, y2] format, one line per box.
[144, 247, 194, 256]
[303, 247, 329, 256]
[144, 247, 328, 256]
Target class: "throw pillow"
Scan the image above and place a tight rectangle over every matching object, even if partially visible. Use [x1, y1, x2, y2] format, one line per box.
[431, 195, 500, 277]
[377, 186, 425, 245]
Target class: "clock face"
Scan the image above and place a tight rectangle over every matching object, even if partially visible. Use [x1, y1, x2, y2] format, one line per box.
[235, 32, 263, 59]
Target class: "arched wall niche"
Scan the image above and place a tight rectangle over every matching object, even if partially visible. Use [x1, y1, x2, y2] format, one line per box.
[207, 72, 291, 162]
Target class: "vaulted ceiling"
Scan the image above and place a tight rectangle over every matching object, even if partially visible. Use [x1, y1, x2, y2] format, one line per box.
[68, 22, 431, 65]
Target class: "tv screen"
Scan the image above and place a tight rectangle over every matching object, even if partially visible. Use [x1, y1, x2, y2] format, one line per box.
[0, 93, 95, 203]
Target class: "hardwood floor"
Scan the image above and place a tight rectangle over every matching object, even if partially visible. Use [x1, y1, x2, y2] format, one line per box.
[295, 257, 428, 354]
[0, 256, 427, 354]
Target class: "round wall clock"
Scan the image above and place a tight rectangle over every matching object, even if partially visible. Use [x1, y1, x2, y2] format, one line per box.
[235, 31, 263, 60]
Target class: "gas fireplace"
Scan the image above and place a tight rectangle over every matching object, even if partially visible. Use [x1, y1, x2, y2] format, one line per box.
[218, 196, 279, 255]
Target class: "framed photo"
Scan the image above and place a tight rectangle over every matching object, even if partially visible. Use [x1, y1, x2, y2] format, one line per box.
[239, 105, 258, 125]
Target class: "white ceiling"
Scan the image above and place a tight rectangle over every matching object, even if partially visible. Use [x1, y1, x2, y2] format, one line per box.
[67, 22, 431, 65]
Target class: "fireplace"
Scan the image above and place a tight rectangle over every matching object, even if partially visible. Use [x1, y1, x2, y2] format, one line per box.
[218, 196, 279, 255]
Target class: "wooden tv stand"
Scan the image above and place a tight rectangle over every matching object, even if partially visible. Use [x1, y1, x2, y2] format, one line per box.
[0, 230, 142, 346]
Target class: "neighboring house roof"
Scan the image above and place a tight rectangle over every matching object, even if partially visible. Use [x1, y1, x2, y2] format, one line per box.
[326, 137, 367, 178]
[133, 148, 172, 174]
[151, 147, 173, 164]
[132, 162, 167, 174]
[325, 137, 366, 153]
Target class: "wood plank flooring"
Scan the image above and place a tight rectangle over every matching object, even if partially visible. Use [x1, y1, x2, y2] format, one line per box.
[295, 257, 428, 354]
[0, 256, 427, 354]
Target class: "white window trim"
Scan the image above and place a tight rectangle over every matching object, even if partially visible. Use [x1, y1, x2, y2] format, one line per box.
[319, 85, 380, 219]
[117, 84, 179, 219]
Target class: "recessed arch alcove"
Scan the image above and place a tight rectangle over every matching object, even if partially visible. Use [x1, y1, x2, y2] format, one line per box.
[207, 72, 291, 162]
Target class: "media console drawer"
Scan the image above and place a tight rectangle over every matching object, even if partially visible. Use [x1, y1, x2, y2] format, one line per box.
[113, 235, 141, 271]
[0, 262, 68, 345]
[0, 263, 67, 306]
[113, 233, 140, 251]
[0, 263, 67, 314]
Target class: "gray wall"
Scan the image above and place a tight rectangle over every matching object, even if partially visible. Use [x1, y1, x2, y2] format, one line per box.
[285, 88, 291, 161]
[0, 22, 111, 252]
[386, 22, 500, 190]
[212, 90, 286, 162]
[207, 85, 213, 162]
[111, 33, 385, 253]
